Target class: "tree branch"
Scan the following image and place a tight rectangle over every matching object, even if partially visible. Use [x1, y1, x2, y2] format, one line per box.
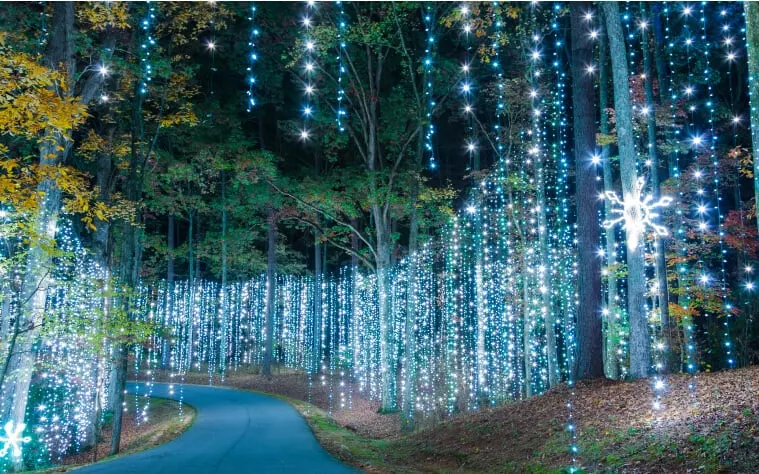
[265, 179, 378, 261]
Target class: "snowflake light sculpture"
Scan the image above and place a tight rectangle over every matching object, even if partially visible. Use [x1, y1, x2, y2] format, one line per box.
[0, 421, 31, 460]
[603, 177, 673, 250]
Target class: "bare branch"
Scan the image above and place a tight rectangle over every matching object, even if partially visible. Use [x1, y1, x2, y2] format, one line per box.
[265, 180, 378, 261]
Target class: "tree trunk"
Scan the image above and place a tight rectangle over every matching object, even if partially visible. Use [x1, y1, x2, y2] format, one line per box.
[571, 3, 604, 380]
[602, 2, 650, 379]
[521, 251, 532, 398]
[262, 207, 276, 377]
[219, 171, 228, 375]
[401, 135, 423, 429]
[186, 209, 195, 368]
[536, 139, 558, 388]
[312, 150, 323, 375]
[375, 208, 395, 412]
[163, 214, 175, 367]
[599, 23, 620, 380]
[313, 227, 322, 375]
[746, 3, 759, 235]
[641, 2, 672, 371]
[650, 3, 669, 105]
[1, 6, 76, 456]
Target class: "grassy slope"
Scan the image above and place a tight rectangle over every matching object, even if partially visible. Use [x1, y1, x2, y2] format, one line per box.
[282, 366, 759, 474]
[29, 396, 196, 473]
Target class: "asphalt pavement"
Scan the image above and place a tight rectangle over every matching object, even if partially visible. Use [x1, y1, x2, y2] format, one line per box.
[75, 382, 357, 474]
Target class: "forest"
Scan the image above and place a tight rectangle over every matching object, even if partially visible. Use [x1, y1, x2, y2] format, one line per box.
[1, 1, 759, 473]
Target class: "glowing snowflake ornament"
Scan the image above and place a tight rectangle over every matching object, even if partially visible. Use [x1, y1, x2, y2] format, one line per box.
[0, 421, 31, 460]
[603, 177, 673, 250]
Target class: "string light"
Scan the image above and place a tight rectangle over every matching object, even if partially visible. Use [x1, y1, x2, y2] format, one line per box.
[138, 2, 157, 95]
[335, 1, 347, 132]
[299, 1, 317, 142]
[246, 5, 260, 112]
[422, 4, 438, 169]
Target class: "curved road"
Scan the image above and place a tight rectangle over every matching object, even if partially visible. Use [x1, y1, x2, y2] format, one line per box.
[77, 382, 357, 474]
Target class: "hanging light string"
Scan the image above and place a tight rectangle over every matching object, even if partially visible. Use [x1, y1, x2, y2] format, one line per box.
[335, 1, 347, 132]
[423, 4, 438, 170]
[460, 3, 476, 170]
[674, 2, 699, 398]
[489, 1, 509, 404]
[299, 1, 318, 141]
[688, 3, 717, 375]
[245, 4, 260, 112]
[735, 7, 757, 303]
[207, 0, 218, 100]
[702, 2, 734, 369]
[139, 2, 156, 95]
[637, 3, 668, 416]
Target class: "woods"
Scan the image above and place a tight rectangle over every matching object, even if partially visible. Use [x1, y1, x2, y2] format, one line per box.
[1, 2, 759, 472]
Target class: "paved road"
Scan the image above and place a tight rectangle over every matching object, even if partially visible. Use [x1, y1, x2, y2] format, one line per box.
[76, 382, 357, 474]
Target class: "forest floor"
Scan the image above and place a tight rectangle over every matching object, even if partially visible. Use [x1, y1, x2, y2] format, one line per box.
[156, 366, 759, 473]
[33, 395, 195, 473]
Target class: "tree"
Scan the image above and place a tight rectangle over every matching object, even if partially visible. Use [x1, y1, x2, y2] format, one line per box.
[746, 2, 759, 235]
[272, 3, 456, 412]
[640, 2, 672, 371]
[570, 3, 603, 380]
[598, 21, 620, 380]
[602, 2, 650, 379]
[0, 4, 112, 450]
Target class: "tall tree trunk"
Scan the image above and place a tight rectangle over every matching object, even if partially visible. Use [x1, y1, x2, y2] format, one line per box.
[313, 226, 322, 374]
[375, 208, 395, 412]
[401, 134, 423, 429]
[262, 208, 276, 376]
[570, 3, 604, 380]
[162, 214, 175, 367]
[1, 6, 76, 456]
[219, 171, 228, 375]
[602, 2, 651, 379]
[168, 215, 175, 283]
[86, 136, 113, 451]
[746, 3, 759, 235]
[312, 150, 322, 375]
[641, 2, 672, 371]
[536, 141, 558, 388]
[650, 3, 669, 106]
[521, 251, 533, 398]
[186, 209, 195, 368]
[110, 71, 146, 455]
[599, 22, 620, 380]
